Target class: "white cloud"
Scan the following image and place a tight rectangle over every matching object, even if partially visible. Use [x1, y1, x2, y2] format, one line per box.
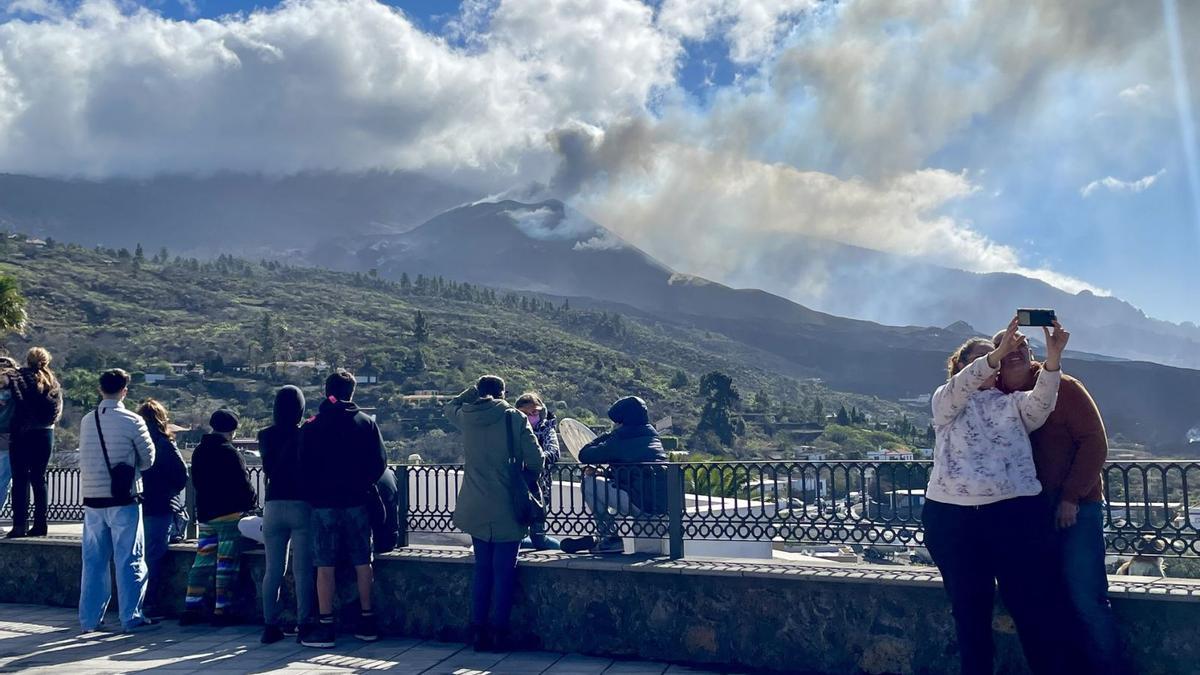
[1119, 82, 1152, 103]
[0, 0, 679, 177]
[657, 0, 817, 63]
[1080, 169, 1166, 197]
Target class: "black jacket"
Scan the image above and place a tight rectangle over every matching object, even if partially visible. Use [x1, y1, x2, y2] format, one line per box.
[373, 467, 401, 554]
[9, 368, 62, 432]
[300, 400, 387, 509]
[190, 433, 256, 522]
[579, 424, 668, 514]
[140, 428, 188, 516]
[259, 385, 306, 502]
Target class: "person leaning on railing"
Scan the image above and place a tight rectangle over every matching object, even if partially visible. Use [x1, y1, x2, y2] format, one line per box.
[922, 316, 1070, 675]
[560, 396, 668, 556]
[136, 399, 189, 622]
[444, 376, 544, 653]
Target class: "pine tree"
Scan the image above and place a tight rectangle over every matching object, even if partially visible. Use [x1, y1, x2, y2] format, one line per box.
[400, 272, 411, 291]
[754, 391, 771, 411]
[695, 371, 742, 447]
[413, 310, 429, 343]
[669, 370, 690, 389]
[134, 243, 145, 262]
[810, 397, 825, 423]
[836, 405, 850, 426]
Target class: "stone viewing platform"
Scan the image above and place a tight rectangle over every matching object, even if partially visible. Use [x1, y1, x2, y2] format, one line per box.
[0, 536, 1197, 674]
[0, 603, 723, 674]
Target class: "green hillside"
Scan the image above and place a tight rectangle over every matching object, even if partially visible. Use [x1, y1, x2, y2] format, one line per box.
[0, 235, 919, 460]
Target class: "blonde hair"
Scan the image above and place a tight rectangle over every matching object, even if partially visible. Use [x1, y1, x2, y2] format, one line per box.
[946, 338, 993, 381]
[515, 392, 545, 413]
[138, 399, 173, 441]
[25, 347, 58, 393]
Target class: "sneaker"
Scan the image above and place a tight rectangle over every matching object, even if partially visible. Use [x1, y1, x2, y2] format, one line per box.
[123, 618, 161, 634]
[560, 536, 596, 554]
[301, 622, 336, 649]
[261, 625, 285, 644]
[178, 610, 204, 627]
[354, 614, 379, 642]
[592, 536, 624, 554]
[26, 523, 48, 537]
[142, 608, 167, 622]
[4, 528, 26, 539]
[282, 625, 299, 637]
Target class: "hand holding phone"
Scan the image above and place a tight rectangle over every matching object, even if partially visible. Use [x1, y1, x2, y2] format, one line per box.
[1017, 308, 1056, 327]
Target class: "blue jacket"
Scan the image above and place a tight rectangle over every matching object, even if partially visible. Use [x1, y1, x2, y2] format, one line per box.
[579, 424, 668, 514]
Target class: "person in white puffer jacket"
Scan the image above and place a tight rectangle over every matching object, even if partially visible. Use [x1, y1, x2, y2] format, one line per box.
[922, 316, 1073, 675]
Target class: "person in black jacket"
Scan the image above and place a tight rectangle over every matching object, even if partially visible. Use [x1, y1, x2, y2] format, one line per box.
[181, 409, 256, 626]
[136, 399, 189, 620]
[7, 347, 63, 538]
[258, 385, 316, 645]
[561, 397, 667, 555]
[299, 370, 387, 649]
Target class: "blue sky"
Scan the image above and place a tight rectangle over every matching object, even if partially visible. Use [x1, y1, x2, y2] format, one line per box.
[1, 0, 1197, 324]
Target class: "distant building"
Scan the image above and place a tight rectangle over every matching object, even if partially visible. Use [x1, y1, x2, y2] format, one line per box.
[867, 448, 915, 462]
[257, 360, 329, 378]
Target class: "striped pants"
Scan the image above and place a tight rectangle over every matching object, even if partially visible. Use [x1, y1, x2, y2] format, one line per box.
[185, 515, 243, 615]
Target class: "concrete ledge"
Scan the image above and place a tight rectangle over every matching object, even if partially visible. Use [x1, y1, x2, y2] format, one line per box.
[0, 537, 1197, 674]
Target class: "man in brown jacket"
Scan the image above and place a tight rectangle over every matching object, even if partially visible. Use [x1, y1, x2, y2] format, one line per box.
[995, 329, 1121, 673]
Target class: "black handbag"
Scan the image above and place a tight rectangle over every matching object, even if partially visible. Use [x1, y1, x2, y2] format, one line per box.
[507, 410, 543, 527]
[95, 407, 136, 500]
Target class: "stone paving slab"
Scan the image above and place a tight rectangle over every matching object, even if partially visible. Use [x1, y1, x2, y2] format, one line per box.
[0, 603, 739, 674]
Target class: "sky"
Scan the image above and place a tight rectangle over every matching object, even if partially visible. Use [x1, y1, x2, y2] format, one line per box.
[0, 0, 1198, 324]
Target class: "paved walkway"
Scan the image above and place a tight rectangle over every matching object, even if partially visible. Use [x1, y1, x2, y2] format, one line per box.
[0, 604, 732, 674]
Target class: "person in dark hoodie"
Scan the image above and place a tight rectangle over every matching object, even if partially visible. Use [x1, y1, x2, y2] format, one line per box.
[299, 370, 387, 649]
[561, 397, 668, 555]
[136, 399, 189, 621]
[181, 409, 256, 626]
[258, 386, 316, 645]
[444, 376, 543, 652]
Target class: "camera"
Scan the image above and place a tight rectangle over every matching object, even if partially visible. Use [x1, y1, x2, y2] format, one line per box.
[1017, 308, 1056, 327]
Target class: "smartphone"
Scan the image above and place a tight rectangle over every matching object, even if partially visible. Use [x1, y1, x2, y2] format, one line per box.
[1017, 308, 1056, 327]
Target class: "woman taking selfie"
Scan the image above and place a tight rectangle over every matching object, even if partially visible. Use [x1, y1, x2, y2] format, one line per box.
[922, 316, 1071, 675]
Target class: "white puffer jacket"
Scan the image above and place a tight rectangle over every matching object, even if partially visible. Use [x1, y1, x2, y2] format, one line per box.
[925, 356, 1061, 506]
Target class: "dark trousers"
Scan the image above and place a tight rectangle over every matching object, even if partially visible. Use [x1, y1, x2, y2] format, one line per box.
[1060, 501, 1125, 674]
[923, 496, 1068, 675]
[9, 428, 53, 529]
[470, 538, 520, 629]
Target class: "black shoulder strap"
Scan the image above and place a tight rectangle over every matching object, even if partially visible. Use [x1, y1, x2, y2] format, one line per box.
[94, 407, 114, 476]
[506, 409, 517, 464]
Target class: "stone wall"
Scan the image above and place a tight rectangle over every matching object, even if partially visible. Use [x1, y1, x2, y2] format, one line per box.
[0, 538, 1197, 674]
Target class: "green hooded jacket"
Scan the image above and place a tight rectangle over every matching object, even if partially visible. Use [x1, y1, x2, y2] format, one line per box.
[445, 387, 543, 542]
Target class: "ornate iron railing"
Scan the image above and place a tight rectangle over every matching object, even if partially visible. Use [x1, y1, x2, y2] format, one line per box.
[6, 460, 1198, 558]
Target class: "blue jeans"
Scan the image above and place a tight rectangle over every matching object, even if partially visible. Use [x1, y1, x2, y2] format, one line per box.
[1059, 501, 1124, 673]
[143, 513, 173, 613]
[470, 538, 520, 629]
[0, 445, 11, 513]
[80, 504, 148, 631]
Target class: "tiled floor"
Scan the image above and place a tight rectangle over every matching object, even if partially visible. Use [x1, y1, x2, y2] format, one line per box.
[0, 604, 734, 674]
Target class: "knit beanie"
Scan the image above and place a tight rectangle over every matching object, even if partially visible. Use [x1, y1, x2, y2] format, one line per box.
[210, 409, 239, 434]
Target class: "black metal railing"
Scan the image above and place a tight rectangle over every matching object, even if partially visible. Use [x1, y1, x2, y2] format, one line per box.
[7, 460, 1199, 558]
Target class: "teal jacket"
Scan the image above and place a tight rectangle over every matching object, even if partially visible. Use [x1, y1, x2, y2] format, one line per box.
[445, 387, 543, 542]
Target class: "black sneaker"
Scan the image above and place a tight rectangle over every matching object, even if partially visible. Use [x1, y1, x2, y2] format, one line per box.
[282, 625, 299, 637]
[301, 622, 335, 649]
[26, 523, 48, 537]
[354, 614, 379, 642]
[261, 625, 285, 644]
[560, 536, 596, 554]
[592, 536, 624, 554]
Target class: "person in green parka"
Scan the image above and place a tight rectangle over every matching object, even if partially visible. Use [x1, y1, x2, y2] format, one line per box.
[444, 375, 543, 652]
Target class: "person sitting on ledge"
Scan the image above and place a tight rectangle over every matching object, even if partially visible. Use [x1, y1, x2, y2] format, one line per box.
[561, 396, 668, 555]
[180, 409, 256, 627]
